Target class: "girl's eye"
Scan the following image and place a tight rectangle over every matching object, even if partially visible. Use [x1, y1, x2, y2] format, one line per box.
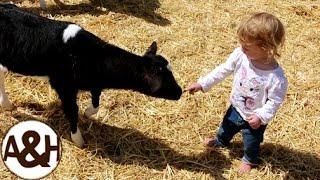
[240, 83, 242, 86]
[250, 88, 253, 91]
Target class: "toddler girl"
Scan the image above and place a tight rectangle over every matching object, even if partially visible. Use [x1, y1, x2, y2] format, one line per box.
[186, 12, 288, 173]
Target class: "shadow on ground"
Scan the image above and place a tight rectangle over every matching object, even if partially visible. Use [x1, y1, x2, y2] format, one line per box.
[9, 107, 320, 179]
[12, 109, 229, 179]
[22, 0, 171, 26]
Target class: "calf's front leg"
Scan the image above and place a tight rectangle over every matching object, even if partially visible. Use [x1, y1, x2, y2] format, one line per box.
[55, 85, 84, 148]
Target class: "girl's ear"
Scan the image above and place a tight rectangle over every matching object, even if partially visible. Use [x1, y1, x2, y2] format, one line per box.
[144, 41, 157, 57]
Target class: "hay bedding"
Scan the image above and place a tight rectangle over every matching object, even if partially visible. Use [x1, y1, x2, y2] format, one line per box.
[0, 0, 319, 179]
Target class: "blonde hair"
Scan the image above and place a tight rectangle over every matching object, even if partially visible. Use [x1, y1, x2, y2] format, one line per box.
[237, 12, 285, 57]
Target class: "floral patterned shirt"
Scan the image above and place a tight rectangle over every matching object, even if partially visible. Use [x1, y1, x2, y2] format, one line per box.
[198, 47, 288, 125]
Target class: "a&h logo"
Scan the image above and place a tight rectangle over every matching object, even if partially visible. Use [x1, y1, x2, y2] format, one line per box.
[1, 120, 61, 179]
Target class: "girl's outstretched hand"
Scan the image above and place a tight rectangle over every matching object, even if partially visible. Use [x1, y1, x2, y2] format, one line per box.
[184, 83, 203, 94]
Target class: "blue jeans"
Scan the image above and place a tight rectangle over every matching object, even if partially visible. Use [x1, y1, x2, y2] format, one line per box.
[214, 106, 267, 165]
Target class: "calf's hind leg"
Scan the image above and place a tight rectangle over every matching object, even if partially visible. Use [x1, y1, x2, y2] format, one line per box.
[84, 89, 101, 118]
[0, 68, 13, 110]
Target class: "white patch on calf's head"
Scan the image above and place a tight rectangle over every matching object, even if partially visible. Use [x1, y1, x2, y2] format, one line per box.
[166, 63, 172, 72]
[62, 24, 82, 43]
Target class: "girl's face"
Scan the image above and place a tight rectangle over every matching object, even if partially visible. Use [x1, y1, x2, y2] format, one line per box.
[240, 41, 269, 62]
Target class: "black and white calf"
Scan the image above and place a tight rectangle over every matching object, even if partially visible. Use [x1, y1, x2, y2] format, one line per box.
[0, 3, 182, 147]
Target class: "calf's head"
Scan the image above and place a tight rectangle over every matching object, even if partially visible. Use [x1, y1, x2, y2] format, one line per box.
[140, 42, 182, 100]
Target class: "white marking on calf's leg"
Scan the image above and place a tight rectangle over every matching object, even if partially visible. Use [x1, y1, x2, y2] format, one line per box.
[71, 126, 84, 148]
[0, 65, 13, 110]
[62, 24, 82, 43]
[84, 103, 99, 118]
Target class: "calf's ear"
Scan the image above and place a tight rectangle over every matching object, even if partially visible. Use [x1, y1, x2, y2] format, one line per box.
[144, 41, 157, 57]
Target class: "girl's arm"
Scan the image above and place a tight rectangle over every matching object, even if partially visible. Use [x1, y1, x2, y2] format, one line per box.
[198, 47, 242, 92]
[254, 78, 288, 125]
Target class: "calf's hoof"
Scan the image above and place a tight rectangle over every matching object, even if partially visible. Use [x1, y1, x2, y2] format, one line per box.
[84, 104, 99, 118]
[71, 127, 84, 148]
